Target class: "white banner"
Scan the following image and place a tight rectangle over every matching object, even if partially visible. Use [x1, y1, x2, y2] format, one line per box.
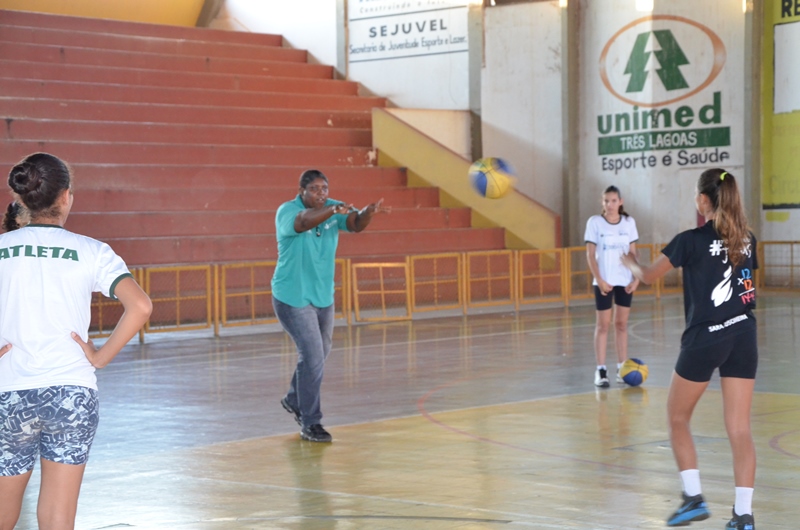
[774, 21, 800, 114]
[347, 0, 469, 63]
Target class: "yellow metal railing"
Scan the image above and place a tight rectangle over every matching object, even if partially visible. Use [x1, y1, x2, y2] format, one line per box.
[410, 253, 463, 313]
[516, 249, 566, 309]
[565, 246, 593, 305]
[220, 261, 278, 328]
[87, 241, 800, 337]
[759, 241, 799, 289]
[144, 264, 213, 333]
[351, 261, 412, 322]
[465, 250, 515, 309]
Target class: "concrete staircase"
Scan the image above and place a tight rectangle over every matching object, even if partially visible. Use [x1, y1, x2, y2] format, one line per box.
[0, 9, 505, 266]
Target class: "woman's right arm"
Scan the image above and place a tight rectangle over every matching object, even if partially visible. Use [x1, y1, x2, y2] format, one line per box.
[586, 242, 611, 294]
[73, 277, 153, 369]
[621, 253, 674, 285]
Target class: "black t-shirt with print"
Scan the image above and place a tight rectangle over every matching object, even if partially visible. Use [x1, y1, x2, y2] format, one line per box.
[662, 221, 758, 349]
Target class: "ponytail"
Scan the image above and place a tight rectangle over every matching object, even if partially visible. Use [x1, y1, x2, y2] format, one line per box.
[2, 201, 29, 232]
[697, 169, 750, 269]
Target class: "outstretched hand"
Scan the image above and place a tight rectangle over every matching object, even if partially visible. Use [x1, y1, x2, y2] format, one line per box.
[620, 251, 638, 270]
[332, 202, 355, 215]
[362, 198, 391, 216]
[72, 332, 100, 368]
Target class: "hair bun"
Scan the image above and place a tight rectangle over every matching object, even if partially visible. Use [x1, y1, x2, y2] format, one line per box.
[8, 162, 43, 195]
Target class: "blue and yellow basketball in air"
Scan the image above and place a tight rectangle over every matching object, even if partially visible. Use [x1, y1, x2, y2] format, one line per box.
[468, 157, 515, 199]
[620, 358, 648, 386]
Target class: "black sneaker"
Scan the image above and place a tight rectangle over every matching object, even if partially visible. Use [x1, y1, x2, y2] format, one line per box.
[725, 509, 755, 530]
[281, 397, 301, 426]
[666, 492, 711, 526]
[301, 424, 332, 443]
[594, 368, 610, 388]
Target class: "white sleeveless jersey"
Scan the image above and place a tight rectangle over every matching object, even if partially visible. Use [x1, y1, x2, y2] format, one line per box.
[584, 215, 639, 287]
[0, 225, 131, 392]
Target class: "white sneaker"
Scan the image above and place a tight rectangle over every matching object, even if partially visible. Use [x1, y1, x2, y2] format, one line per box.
[594, 368, 610, 388]
[616, 370, 625, 384]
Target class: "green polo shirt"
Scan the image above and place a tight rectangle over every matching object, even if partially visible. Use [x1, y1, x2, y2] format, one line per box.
[271, 196, 350, 308]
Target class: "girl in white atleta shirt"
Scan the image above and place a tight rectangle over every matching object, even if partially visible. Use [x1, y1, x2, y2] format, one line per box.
[584, 185, 639, 388]
[0, 153, 152, 530]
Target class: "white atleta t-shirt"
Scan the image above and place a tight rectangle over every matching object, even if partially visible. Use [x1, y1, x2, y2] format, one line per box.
[0, 225, 131, 392]
[584, 215, 639, 287]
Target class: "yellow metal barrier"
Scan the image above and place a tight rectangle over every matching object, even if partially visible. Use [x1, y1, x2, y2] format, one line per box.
[220, 261, 278, 328]
[516, 249, 566, 309]
[144, 265, 213, 333]
[351, 261, 412, 322]
[218, 259, 351, 331]
[565, 246, 593, 304]
[335, 258, 351, 324]
[85, 240, 800, 336]
[759, 241, 800, 289]
[410, 253, 463, 313]
[464, 250, 515, 309]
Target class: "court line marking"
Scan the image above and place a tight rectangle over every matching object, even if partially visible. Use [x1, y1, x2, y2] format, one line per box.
[416, 369, 800, 493]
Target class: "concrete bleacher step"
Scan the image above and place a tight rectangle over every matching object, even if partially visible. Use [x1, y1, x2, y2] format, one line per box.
[0, 98, 372, 128]
[70, 188, 440, 212]
[102, 228, 507, 267]
[0, 60, 360, 95]
[0, 41, 332, 78]
[4, 119, 372, 147]
[0, 24, 306, 62]
[0, 78, 385, 110]
[0, 140, 375, 166]
[65, 208, 472, 238]
[0, 8, 509, 266]
[0, 9, 284, 47]
[66, 165, 408, 189]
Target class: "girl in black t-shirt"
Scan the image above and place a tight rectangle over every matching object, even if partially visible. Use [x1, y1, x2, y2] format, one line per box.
[622, 169, 757, 530]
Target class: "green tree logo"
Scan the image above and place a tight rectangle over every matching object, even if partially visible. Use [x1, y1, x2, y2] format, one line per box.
[624, 30, 690, 93]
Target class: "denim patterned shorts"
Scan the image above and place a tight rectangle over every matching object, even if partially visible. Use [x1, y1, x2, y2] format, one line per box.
[0, 386, 99, 476]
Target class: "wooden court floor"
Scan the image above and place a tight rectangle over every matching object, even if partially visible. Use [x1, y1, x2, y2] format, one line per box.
[13, 294, 800, 529]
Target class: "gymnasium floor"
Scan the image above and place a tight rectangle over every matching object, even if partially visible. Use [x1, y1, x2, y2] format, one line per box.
[14, 294, 800, 529]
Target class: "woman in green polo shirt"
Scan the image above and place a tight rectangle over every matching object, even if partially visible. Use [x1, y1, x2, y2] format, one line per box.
[272, 169, 389, 442]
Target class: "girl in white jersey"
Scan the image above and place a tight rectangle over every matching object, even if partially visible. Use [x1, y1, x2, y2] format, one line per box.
[622, 169, 757, 530]
[585, 185, 639, 387]
[0, 153, 152, 530]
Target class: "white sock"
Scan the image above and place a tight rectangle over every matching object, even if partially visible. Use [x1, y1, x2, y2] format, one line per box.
[734, 487, 753, 515]
[597, 365, 607, 371]
[680, 469, 702, 497]
[617, 362, 623, 371]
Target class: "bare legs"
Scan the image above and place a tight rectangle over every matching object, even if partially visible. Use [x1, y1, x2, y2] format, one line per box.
[667, 372, 755, 485]
[613, 306, 631, 363]
[0, 470, 32, 530]
[594, 305, 631, 366]
[667, 372, 709, 471]
[0, 459, 85, 530]
[721, 377, 756, 487]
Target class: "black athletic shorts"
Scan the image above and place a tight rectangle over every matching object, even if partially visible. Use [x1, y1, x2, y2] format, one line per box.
[594, 285, 633, 311]
[675, 328, 758, 382]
